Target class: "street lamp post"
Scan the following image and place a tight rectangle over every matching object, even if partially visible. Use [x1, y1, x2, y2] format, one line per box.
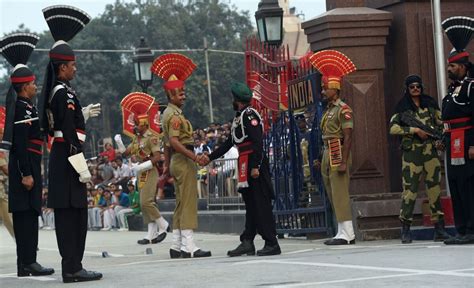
[133, 37, 154, 93]
[255, 0, 284, 47]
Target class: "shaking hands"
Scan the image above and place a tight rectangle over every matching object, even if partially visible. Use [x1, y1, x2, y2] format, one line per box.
[195, 154, 210, 166]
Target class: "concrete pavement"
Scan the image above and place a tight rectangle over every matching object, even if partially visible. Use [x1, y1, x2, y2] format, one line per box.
[0, 227, 473, 287]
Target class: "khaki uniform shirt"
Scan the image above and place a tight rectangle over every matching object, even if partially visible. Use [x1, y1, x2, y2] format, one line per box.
[321, 99, 353, 140]
[162, 103, 194, 148]
[0, 152, 8, 200]
[127, 130, 161, 162]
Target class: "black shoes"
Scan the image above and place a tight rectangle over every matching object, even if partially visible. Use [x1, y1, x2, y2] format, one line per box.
[137, 236, 160, 245]
[324, 238, 356, 245]
[444, 234, 474, 245]
[256, 244, 281, 256]
[433, 220, 451, 242]
[181, 249, 212, 258]
[227, 240, 256, 257]
[17, 262, 54, 277]
[401, 222, 412, 244]
[62, 269, 102, 283]
[155, 232, 167, 243]
[170, 249, 182, 259]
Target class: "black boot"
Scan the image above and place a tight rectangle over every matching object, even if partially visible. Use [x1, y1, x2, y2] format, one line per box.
[181, 249, 212, 258]
[256, 243, 281, 256]
[18, 262, 55, 277]
[62, 269, 102, 283]
[401, 222, 412, 244]
[227, 240, 256, 257]
[169, 249, 181, 259]
[433, 220, 451, 242]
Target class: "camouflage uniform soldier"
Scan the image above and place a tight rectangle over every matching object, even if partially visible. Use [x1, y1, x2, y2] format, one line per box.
[310, 50, 357, 245]
[389, 75, 450, 243]
[152, 53, 211, 259]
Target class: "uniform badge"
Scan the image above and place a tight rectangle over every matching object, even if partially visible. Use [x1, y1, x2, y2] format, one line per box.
[26, 110, 32, 115]
[151, 138, 158, 145]
[67, 93, 74, 99]
[171, 118, 181, 130]
[251, 119, 259, 126]
[344, 113, 352, 120]
[328, 112, 334, 119]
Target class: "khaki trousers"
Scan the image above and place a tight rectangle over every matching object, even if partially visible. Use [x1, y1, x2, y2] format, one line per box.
[321, 148, 352, 222]
[0, 198, 14, 238]
[139, 167, 161, 224]
[170, 153, 198, 230]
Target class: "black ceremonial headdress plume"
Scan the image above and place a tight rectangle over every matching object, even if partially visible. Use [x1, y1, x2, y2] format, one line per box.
[0, 33, 39, 150]
[38, 5, 91, 133]
[442, 16, 474, 64]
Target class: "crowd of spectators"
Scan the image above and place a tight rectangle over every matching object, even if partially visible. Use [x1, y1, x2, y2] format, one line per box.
[39, 121, 239, 232]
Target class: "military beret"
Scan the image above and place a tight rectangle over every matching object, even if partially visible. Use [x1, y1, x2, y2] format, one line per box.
[231, 82, 253, 103]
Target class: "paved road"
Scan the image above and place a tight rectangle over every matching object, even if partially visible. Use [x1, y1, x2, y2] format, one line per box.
[0, 228, 473, 287]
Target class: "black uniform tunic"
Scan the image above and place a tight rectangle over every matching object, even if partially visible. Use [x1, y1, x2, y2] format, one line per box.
[47, 80, 88, 274]
[209, 106, 277, 246]
[442, 77, 474, 235]
[8, 96, 43, 267]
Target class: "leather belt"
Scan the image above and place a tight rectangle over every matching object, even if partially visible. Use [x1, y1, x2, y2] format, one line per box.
[53, 130, 86, 142]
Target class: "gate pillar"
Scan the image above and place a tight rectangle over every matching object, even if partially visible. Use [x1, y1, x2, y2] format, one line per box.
[302, 7, 392, 196]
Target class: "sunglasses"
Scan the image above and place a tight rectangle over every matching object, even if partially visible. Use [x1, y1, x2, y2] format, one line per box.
[409, 84, 421, 89]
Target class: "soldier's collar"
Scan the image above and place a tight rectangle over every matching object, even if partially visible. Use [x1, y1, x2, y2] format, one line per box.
[329, 98, 341, 107]
[168, 103, 182, 114]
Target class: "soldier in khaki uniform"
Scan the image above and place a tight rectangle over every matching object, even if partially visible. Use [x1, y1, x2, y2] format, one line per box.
[310, 50, 357, 245]
[389, 75, 450, 244]
[115, 92, 169, 245]
[0, 107, 14, 239]
[0, 149, 14, 239]
[152, 53, 211, 258]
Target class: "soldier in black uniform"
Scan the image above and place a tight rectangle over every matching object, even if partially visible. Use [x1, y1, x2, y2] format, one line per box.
[441, 16, 474, 245]
[202, 82, 280, 256]
[38, 6, 102, 282]
[1, 33, 54, 277]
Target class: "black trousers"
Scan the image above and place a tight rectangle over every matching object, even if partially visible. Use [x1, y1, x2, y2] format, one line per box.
[449, 174, 474, 235]
[54, 208, 87, 274]
[240, 178, 277, 246]
[12, 209, 39, 267]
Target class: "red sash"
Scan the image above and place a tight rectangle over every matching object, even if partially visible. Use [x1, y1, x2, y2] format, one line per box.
[237, 142, 253, 189]
[443, 117, 473, 165]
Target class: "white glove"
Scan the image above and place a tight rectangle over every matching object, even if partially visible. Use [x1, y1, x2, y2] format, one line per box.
[68, 153, 92, 183]
[82, 103, 101, 123]
[133, 160, 153, 174]
[114, 134, 126, 153]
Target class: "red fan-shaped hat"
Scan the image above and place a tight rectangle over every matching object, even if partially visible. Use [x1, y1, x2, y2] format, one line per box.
[309, 50, 356, 90]
[120, 92, 155, 136]
[0, 106, 5, 131]
[150, 53, 196, 91]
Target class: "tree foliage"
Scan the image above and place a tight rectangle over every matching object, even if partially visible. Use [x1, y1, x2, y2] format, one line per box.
[1, 0, 254, 152]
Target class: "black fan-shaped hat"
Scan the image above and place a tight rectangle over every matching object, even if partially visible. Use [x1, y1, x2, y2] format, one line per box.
[0, 33, 39, 83]
[43, 5, 91, 42]
[0, 33, 39, 67]
[442, 16, 473, 63]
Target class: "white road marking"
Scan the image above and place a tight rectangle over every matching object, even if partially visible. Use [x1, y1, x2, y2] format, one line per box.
[114, 255, 228, 267]
[31, 247, 125, 257]
[270, 273, 423, 287]
[234, 259, 474, 277]
[0, 274, 56, 281]
[283, 249, 316, 255]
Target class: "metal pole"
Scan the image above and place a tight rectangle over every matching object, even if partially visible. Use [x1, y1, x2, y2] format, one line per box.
[431, 0, 450, 195]
[203, 37, 214, 123]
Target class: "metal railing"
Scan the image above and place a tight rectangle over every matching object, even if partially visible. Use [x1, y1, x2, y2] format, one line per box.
[203, 158, 244, 210]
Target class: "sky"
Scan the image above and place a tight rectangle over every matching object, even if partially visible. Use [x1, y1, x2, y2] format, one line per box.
[0, 0, 326, 35]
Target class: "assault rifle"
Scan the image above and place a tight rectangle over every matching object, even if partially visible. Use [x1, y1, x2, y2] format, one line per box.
[400, 111, 443, 140]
